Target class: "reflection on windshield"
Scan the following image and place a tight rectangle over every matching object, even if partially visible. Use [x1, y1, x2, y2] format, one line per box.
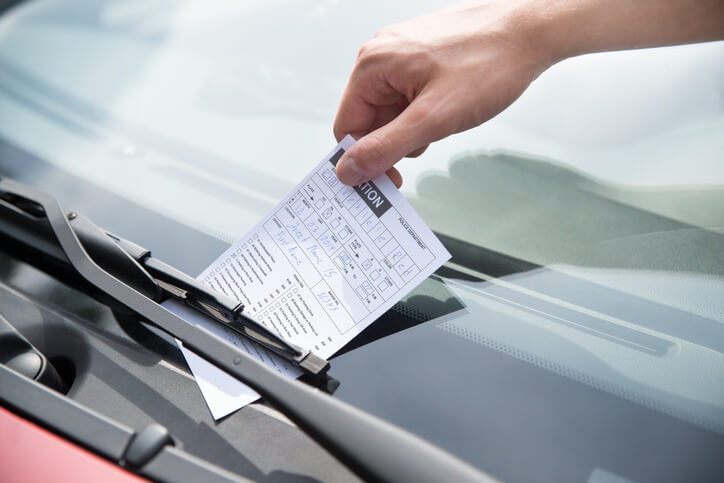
[408, 151, 724, 322]
[437, 273, 724, 437]
[401, 150, 724, 439]
[411, 150, 724, 272]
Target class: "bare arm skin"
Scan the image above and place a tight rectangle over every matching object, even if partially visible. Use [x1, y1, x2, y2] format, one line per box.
[333, 0, 724, 187]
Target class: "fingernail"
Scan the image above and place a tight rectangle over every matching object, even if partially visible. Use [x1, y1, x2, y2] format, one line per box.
[336, 156, 365, 186]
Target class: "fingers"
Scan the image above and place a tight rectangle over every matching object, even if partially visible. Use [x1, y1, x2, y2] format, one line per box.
[333, 90, 377, 143]
[406, 144, 428, 158]
[334, 72, 402, 142]
[385, 166, 403, 188]
[336, 95, 446, 186]
[333, 90, 416, 189]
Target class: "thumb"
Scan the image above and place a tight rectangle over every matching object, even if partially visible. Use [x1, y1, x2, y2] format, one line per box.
[335, 99, 441, 186]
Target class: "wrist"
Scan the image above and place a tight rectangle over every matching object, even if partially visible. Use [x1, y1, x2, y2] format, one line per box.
[491, 0, 577, 78]
[500, 0, 634, 68]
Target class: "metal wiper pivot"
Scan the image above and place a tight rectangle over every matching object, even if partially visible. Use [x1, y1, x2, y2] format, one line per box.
[0, 176, 495, 483]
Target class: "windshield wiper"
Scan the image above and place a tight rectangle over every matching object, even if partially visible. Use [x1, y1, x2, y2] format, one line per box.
[0, 186, 329, 380]
[0, 175, 495, 483]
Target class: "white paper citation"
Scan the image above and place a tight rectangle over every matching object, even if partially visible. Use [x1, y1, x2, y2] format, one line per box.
[168, 136, 451, 419]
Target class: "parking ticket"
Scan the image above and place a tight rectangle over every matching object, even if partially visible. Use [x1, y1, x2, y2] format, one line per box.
[170, 135, 451, 419]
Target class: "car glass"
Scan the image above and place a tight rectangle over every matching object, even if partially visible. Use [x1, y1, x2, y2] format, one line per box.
[0, 1, 722, 481]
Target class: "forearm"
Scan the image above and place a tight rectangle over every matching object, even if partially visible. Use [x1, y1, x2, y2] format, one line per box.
[520, 0, 724, 64]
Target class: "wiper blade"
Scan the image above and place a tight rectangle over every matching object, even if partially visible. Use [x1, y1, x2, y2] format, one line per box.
[141, 254, 329, 376]
[1, 185, 329, 378]
[0, 175, 495, 483]
[70, 210, 329, 377]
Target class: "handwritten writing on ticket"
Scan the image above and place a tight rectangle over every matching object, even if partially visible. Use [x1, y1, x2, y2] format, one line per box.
[171, 135, 451, 419]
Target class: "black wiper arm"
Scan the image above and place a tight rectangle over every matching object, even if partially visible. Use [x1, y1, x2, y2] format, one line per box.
[0, 186, 329, 378]
[0, 176, 495, 483]
[70, 210, 328, 376]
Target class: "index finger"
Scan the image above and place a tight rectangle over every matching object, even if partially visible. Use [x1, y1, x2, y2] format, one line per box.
[333, 68, 402, 141]
[334, 89, 375, 142]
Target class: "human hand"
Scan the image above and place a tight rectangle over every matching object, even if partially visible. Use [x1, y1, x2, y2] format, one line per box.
[333, 0, 724, 188]
[333, 1, 555, 187]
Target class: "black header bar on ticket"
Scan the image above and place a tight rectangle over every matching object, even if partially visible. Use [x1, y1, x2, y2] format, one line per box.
[353, 181, 390, 217]
[329, 149, 345, 166]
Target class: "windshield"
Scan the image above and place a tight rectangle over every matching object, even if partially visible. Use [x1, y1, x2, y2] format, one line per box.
[1, 1, 723, 481]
